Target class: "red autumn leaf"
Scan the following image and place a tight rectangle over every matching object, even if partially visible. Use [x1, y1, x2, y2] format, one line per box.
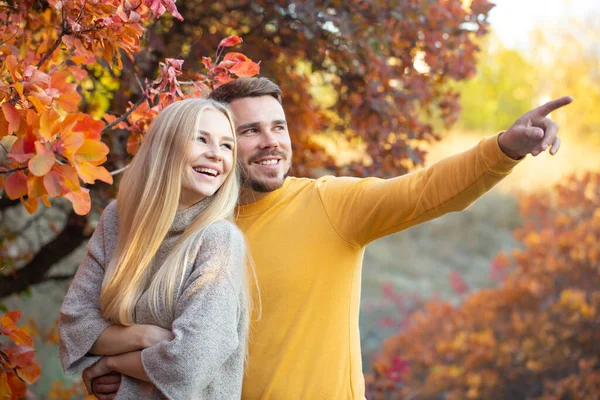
[4, 346, 35, 369]
[16, 361, 41, 385]
[1, 103, 21, 134]
[1, 315, 33, 347]
[7, 129, 36, 163]
[449, 270, 469, 295]
[64, 188, 91, 215]
[3, 310, 22, 324]
[223, 52, 251, 63]
[43, 170, 64, 197]
[218, 35, 243, 48]
[6, 372, 26, 399]
[229, 61, 260, 77]
[202, 56, 212, 70]
[28, 142, 56, 177]
[68, 65, 88, 80]
[0, 371, 10, 399]
[4, 171, 28, 200]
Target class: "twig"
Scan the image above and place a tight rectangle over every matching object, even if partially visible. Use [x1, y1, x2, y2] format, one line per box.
[36, 32, 64, 69]
[110, 165, 129, 176]
[101, 95, 147, 133]
[0, 166, 27, 174]
[44, 273, 75, 282]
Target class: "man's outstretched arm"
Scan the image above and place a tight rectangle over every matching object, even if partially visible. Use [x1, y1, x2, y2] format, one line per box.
[317, 96, 574, 246]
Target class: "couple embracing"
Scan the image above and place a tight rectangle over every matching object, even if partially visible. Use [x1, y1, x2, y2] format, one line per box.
[59, 77, 572, 399]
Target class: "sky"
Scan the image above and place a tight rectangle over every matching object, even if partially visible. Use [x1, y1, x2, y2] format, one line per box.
[488, 0, 599, 49]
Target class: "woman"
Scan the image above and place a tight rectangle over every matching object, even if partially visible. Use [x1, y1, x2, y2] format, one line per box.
[59, 98, 253, 399]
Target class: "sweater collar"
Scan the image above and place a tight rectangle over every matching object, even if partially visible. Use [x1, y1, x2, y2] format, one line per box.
[171, 197, 211, 233]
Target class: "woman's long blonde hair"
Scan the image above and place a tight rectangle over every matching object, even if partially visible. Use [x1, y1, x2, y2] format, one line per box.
[99, 98, 254, 327]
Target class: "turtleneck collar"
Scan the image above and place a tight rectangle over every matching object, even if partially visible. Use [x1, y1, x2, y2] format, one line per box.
[171, 197, 211, 233]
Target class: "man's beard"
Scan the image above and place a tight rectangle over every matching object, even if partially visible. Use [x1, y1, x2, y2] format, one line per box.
[240, 165, 290, 193]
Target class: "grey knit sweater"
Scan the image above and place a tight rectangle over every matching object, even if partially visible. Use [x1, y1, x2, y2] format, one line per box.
[58, 199, 248, 399]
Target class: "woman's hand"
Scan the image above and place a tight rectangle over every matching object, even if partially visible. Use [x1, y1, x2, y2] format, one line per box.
[137, 325, 175, 348]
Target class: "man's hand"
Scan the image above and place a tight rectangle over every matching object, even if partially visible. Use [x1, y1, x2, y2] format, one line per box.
[82, 358, 114, 397]
[498, 96, 573, 159]
[90, 372, 121, 400]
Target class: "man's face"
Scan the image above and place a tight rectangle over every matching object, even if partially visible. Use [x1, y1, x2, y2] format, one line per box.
[230, 95, 292, 193]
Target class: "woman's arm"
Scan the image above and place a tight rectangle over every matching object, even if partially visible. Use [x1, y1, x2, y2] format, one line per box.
[59, 205, 115, 375]
[139, 221, 246, 398]
[90, 324, 174, 356]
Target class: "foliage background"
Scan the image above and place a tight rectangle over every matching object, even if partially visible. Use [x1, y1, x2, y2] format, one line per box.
[1, 0, 599, 398]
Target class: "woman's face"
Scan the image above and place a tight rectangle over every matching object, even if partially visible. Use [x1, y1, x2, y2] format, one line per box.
[179, 110, 235, 209]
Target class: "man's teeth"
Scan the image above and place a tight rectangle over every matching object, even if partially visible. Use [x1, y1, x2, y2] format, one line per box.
[194, 167, 218, 176]
[258, 160, 279, 165]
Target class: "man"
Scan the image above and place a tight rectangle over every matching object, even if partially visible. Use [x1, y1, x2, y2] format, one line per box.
[91, 77, 572, 399]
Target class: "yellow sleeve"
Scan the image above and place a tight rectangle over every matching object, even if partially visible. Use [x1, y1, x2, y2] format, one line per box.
[316, 134, 521, 246]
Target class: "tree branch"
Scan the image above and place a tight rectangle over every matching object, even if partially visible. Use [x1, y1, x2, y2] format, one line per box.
[101, 95, 148, 134]
[0, 210, 89, 299]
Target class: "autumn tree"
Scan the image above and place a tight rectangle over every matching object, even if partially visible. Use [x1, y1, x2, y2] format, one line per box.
[367, 172, 600, 399]
[0, 0, 495, 303]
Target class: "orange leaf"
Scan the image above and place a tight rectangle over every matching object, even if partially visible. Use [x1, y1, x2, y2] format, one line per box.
[57, 164, 81, 191]
[0, 371, 11, 400]
[1, 103, 21, 134]
[5, 345, 35, 368]
[61, 131, 84, 156]
[73, 115, 105, 140]
[56, 92, 81, 113]
[0, 317, 33, 347]
[77, 139, 109, 162]
[68, 65, 88, 80]
[4, 310, 22, 324]
[28, 142, 55, 177]
[4, 171, 28, 200]
[229, 61, 260, 77]
[126, 132, 143, 155]
[218, 35, 243, 48]
[20, 196, 39, 214]
[76, 162, 113, 185]
[16, 362, 41, 385]
[6, 372, 26, 399]
[64, 188, 91, 215]
[39, 109, 61, 140]
[41, 194, 50, 207]
[27, 95, 47, 114]
[27, 174, 46, 198]
[223, 52, 251, 63]
[43, 171, 64, 197]
[5, 55, 21, 80]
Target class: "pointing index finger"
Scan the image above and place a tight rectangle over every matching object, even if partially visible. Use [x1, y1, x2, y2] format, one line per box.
[534, 96, 574, 117]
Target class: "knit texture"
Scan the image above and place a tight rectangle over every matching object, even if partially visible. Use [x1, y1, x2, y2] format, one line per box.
[59, 199, 247, 399]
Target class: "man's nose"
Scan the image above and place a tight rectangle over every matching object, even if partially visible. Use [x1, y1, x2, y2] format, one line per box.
[259, 131, 279, 148]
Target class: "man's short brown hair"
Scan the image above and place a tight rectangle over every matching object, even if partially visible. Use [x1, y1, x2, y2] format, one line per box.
[209, 77, 282, 104]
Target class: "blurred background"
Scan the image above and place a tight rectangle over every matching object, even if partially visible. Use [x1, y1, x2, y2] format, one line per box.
[1, 0, 598, 398]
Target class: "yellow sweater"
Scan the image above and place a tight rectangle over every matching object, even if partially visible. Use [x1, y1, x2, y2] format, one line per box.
[237, 134, 520, 399]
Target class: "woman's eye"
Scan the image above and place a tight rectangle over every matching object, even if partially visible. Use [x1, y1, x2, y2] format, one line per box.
[222, 143, 233, 150]
[196, 136, 207, 143]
